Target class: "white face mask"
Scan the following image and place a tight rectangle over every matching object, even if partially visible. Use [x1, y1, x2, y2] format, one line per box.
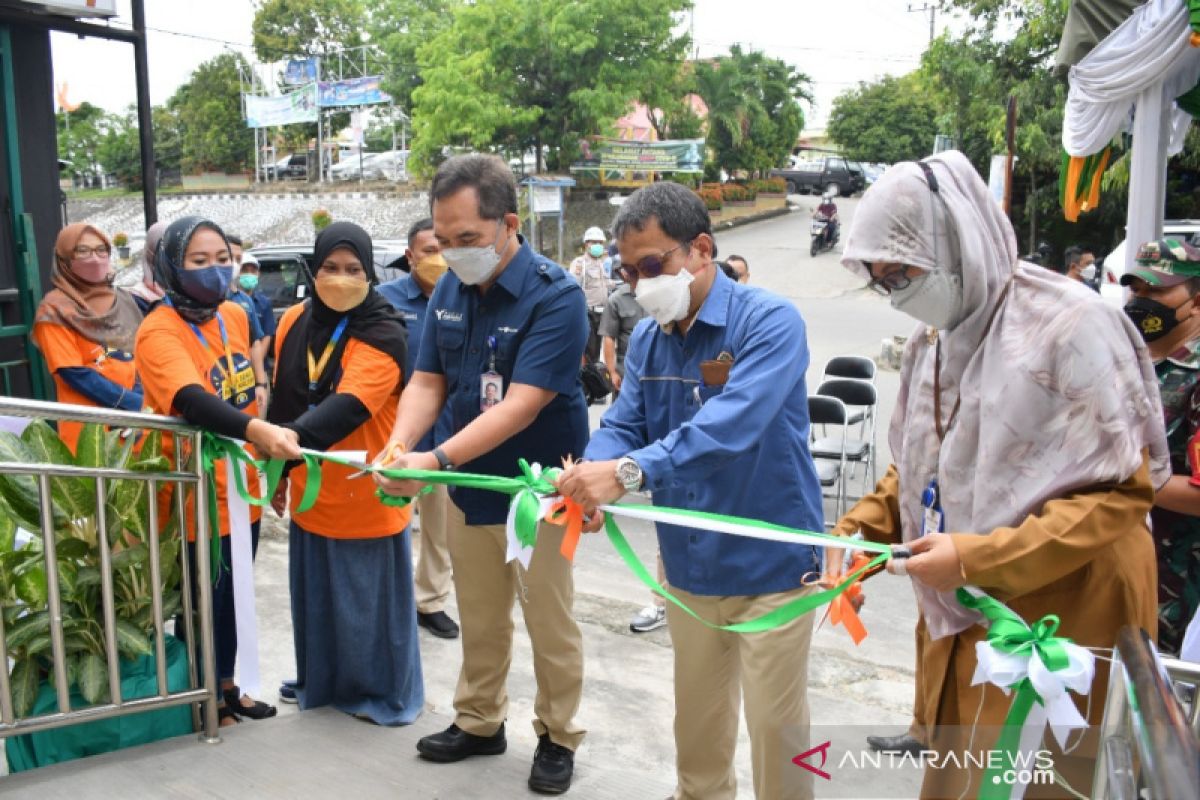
[443, 220, 509, 285]
[889, 268, 965, 331]
[634, 268, 695, 327]
[1080, 262, 1097, 281]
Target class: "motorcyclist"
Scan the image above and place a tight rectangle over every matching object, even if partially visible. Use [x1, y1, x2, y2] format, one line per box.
[815, 191, 839, 246]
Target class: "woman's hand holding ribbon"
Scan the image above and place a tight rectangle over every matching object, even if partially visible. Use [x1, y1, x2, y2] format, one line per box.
[903, 533, 965, 592]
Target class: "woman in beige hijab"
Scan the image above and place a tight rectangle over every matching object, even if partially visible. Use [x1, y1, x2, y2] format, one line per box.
[32, 223, 144, 450]
[834, 151, 1167, 798]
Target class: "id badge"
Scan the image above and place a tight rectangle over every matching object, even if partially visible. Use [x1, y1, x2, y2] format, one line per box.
[921, 479, 944, 537]
[480, 371, 503, 410]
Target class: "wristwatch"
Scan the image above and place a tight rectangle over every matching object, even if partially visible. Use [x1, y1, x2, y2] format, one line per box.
[432, 446, 455, 472]
[615, 456, 643, 492]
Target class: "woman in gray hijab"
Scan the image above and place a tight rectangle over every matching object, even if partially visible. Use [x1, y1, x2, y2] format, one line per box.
[832, 150, 1167, 798]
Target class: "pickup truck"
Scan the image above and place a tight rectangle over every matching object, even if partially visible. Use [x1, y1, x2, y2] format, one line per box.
[770, 156, 865, 197]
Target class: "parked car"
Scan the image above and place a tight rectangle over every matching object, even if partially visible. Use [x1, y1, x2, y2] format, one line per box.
[330, 150, 409, 182]
[770, 156, 865, 197]
[1097, 219, 1200, 307]
[249, 239, 410, 319]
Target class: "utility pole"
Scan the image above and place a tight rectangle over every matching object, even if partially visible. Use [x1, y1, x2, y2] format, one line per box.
[907, 2, 935, 44]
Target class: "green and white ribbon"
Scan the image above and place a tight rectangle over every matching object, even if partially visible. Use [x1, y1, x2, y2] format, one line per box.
[956, 586, 1095, 800]
[202, 438, 894, 635]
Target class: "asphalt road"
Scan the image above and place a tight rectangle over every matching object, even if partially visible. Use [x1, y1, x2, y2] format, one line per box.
[246, 197, 925, 798]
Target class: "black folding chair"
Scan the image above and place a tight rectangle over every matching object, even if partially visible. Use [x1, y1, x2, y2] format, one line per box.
[808, 394, 850, 526]
[813, 379, 878, 500]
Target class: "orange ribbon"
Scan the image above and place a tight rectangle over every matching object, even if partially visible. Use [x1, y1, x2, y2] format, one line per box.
[809, 552, 870, 645]
[545, 496, 586, 561]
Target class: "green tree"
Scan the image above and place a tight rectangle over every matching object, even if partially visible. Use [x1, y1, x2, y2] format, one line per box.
[251, 0, 367, 61]
[56, 102, 108, 181]
[695, 45, 810, 176]
[828, 74, 939, 164]
[95, 110, 141, 189]
[409, 0, 692, 175]
[168, 52, 256, 174]
[371, 0, 458, 113]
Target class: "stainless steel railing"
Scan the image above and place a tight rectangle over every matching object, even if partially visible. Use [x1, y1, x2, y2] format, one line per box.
[1094, 626, 1200, 799]
[0, 396, 219, 746]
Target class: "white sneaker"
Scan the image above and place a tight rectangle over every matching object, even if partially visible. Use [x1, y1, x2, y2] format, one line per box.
[629, 605, 667, 633]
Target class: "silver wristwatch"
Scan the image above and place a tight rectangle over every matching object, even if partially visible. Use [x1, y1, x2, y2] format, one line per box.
[615, 456, 643, 492]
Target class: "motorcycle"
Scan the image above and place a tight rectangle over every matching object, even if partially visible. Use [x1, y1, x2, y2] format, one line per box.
[810, 213, 838, 257]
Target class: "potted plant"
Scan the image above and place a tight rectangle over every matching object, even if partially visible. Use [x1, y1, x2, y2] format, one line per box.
[0, 421, 193, 771]
[112, 232, 130, 261]
[311, 208, 332, 233]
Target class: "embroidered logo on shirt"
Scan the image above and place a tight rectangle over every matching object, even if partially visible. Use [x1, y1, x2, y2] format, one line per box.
[435, 309, 463, 322]
[498, 326, 519, 334]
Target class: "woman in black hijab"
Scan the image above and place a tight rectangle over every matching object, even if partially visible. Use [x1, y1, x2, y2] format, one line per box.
[135, 216, 302, 726]
[267, 222, 423, 725]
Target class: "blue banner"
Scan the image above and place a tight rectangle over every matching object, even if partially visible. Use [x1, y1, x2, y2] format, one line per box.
[283, 57, 318, 86]
[318, 76, 392, 108]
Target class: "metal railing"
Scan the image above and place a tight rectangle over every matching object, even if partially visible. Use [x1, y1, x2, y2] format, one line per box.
[1094, 626, 1200, 799]
[0, 397, 219, 745]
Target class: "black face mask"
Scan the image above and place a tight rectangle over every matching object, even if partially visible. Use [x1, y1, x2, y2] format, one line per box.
[1124, 295, 1191, 342]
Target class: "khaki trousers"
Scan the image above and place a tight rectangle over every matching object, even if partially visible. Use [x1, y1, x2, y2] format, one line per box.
[667, 586, 816, 800]
[446, 499, 586, 750]
[651, 550, 668, 609]
[414, 484, 453, 614]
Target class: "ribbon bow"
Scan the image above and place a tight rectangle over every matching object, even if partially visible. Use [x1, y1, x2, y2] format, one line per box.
[956, 587, 1095, 799]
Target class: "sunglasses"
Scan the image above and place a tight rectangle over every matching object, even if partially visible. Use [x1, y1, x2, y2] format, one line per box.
[619, 241, 691, 284]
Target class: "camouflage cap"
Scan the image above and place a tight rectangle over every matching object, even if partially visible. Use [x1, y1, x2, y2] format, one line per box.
[1120, 238, 1200, 287]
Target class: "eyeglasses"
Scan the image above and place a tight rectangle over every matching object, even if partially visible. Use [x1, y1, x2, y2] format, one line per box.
[867, 266, 914, 296]
[73, 245, 111, 259]
[619, 242, 690, 284]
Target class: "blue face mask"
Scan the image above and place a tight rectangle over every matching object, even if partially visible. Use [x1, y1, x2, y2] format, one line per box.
[178, 264, 232, 306]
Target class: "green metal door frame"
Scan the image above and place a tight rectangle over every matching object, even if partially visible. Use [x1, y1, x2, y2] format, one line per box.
[0, 24, 48, 400]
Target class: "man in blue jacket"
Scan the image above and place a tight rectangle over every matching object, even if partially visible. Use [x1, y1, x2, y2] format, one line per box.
[557, 181, 824, 800]
[377, 155, 588, 795]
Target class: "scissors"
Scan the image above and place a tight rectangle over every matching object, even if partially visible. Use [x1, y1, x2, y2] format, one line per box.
[347, 442, 405, 480]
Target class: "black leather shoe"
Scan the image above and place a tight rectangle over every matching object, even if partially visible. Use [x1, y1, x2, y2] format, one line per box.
[418, 610, 460, 639]
[866, 732, 925, 755]
[528, 734, 574, 794]
[416, 723, 506, 763]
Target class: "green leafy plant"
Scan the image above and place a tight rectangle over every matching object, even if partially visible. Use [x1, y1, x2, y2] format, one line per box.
[751, 177, 787, 195]
[0, 421, 179, 716]
[111, 232, 129, 248]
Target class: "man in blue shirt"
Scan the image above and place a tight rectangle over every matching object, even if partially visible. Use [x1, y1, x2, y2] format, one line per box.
[557, 181, 824, 800]
[376, 155, 589, 795]
[377, 217, 459, 640]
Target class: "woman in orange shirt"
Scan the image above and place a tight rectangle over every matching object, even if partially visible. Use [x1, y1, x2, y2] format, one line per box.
[32, 223, 144, 451]
[267, 221, 422, 725]
[134, 216, 302, 726]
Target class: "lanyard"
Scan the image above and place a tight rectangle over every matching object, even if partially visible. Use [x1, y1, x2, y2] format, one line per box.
[188, 313, 237, 387]
[307, 317, 350, 391]
[933, 278, 1013, 442]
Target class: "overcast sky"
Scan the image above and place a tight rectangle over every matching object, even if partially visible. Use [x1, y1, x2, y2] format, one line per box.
[49, 0, 964, 129]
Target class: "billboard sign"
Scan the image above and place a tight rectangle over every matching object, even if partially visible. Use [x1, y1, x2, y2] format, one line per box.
[244, 83, 318, 128]
[318, 76, 392, 108]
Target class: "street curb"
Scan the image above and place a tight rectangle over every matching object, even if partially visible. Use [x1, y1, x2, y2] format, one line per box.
[711, 204, 797, 231]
